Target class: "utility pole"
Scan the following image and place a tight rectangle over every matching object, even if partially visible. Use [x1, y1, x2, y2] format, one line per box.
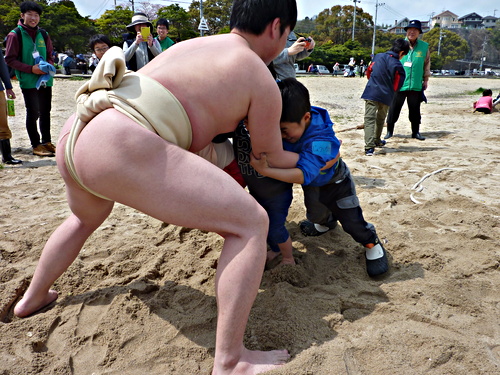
[371, 0, 384, 55]
[200, 0, 204, 36]
[437, 28, 445, 56]
[479, 35, 487, 72]
[129, 0, 134, 12]
[352, 0, 361, 41]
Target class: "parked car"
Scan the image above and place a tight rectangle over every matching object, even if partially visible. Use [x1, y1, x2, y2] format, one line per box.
[316, 65, 330, 74]
[294, 63, 306, 73]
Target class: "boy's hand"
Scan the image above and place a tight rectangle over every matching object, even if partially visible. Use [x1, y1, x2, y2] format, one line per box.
[31, 64, 44, 75]
[250, 152, 270, 174]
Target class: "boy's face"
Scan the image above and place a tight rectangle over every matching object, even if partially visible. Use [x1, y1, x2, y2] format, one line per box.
[21, 10, 40, 28]
[280, 112, 310, 143]
[93, 42, 110, 59]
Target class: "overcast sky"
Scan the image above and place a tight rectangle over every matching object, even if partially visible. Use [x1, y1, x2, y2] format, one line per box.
[72, 0, 499, 24]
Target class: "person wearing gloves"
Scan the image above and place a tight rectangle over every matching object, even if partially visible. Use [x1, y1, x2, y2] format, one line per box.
[123, 12, 161, 71]
[272, 30, 315, 80]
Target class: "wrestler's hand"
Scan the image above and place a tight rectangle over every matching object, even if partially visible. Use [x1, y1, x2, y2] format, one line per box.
[320, 151, 340, 171]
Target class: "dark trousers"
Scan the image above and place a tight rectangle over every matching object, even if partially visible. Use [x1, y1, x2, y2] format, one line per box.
[21, 87, 52, 147]
[386, 90, 422, 135]
[305, 160, 378, 246]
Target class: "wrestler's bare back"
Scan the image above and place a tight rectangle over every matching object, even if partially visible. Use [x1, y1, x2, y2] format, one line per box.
[140, 32, 287, 157]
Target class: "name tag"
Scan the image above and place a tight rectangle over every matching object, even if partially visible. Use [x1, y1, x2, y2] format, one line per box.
[404, 61, 412, 67]
[312, 141, 331, 156]
[32, 51, 40, 59]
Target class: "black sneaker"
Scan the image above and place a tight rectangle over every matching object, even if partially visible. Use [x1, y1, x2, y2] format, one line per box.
[365, 241, 389, 277]
[299, 220, 337, 237]
[375, 140, 386, 147]
[365, 148, 374, 156]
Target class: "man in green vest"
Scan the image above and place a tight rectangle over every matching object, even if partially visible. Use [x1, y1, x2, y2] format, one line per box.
[5, 1, 55, 157]
[385, 19, 430, 141]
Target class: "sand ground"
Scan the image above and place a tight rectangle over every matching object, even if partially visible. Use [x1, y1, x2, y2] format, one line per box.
[0, 75, 499, 374]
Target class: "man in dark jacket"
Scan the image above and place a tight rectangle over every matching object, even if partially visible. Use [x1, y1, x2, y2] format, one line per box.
[361, 39, 409, 156]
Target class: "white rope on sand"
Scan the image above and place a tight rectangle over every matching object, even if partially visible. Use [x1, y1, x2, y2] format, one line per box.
[410, 167, 460, 204]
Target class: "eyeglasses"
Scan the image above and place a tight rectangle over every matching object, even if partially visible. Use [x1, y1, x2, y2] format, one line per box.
[95, 46, 109, 53]
[157, 26, 168, 30]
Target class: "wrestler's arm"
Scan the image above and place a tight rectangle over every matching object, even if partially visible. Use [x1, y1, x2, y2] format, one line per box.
[246, 75, 298, 169]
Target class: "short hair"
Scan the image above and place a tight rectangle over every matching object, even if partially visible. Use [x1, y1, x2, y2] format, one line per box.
[20, 1, 43, 15]
[88, 34, 112, 50]
[157, 18, 169, 29]
[483, 89, 493, 96]
[277, 78, 310, 123]
[230, 0, 297, 36]
[392, 38, 410, 56]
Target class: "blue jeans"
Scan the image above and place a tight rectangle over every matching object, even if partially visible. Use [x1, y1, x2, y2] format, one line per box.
[253, 188, 293, 253]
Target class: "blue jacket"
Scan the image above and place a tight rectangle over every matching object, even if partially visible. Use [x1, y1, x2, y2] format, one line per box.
[361, 50, 406, 106]
[283, 106, 341, 186]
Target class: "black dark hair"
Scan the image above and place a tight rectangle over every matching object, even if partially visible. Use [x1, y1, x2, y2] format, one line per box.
[392, 38, 410, 56]
[230, 0, 297, 36]
[156, 18, 169, 29]
[277, 78, 310, 123]
[483, 89, 492, 96]
[20, 1, 43, 15]
[88, 34, 112, 51]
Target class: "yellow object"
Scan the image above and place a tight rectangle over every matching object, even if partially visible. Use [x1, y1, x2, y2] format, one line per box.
[140, 26, 150, 39]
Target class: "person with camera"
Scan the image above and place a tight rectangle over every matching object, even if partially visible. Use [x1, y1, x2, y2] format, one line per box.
[272, 30, 314, 80]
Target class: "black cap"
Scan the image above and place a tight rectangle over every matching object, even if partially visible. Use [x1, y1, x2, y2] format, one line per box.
[404, 19, 423, 33]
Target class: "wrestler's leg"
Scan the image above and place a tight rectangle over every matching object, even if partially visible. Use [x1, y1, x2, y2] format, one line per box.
[72, 110, 289, 374]
[14, 116, 114, 318]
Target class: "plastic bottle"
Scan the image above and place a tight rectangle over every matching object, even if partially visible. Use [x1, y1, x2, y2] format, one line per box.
[7, 96, 15, 116]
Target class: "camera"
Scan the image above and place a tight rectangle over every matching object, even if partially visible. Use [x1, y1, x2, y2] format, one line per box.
[304, 37, 312, 50]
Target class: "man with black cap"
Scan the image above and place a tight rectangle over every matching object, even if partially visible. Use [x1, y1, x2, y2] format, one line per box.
[123, 12, 161, 71]
[385, 19, 430, 141]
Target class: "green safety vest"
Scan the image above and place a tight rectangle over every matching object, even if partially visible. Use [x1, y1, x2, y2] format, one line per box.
[400, 39, 428, 92]
[14, 25, 53, 89]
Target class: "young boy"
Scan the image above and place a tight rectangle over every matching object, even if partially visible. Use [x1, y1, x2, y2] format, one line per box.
[251, 78, 389, 277]
[361, 38, 409, 156]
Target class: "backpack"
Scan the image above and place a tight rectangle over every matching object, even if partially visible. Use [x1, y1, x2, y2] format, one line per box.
[11, 26, 49, 51]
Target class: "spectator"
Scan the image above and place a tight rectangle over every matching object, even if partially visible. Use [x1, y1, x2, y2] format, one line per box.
[155, 18, 175, 51]
[0, 50, 22, 164]
[75, 53, 87, 74]
[62, 53, 74, 75]
[273, 31, 315, 80]
[361, 39, 409, 156]
[123, 12, 161, 71]
[4, 1, 56, 157]
[88, 34, 112, 73]
[385, 19, 430, 141]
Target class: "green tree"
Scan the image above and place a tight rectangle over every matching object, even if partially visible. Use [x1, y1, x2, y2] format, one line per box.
[188, 0, 232, 35]
[94, 6, 134, 47]
[313, 5, 373, 47]
[157, 4, 197, 41]
[422, 28, 468, 67]
[42, 1, 95, 53]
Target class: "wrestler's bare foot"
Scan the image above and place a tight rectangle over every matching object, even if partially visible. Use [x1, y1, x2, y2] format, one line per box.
[213, 348, 290, 375]
[14, 289, 59, 318]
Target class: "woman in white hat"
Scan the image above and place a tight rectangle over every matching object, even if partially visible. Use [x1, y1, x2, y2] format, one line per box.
[123, 12, 161, 71]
